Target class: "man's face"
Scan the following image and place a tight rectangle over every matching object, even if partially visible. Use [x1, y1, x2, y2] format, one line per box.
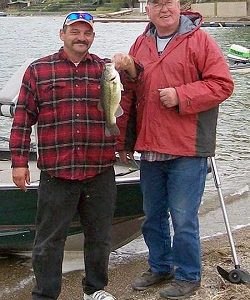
[146, 0, 181, 32]
[60, 22, 95, 57]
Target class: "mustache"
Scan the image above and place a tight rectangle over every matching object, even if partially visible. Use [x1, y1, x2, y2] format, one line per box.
[73, 41, 88, 45]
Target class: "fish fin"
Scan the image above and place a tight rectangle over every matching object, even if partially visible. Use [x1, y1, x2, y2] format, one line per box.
[105, 127, 111, 137]
[115, 105, 124, 117]
[97, 101, 103, 112]
[120, 82, 124, 91]
[105, 124, 120, 137]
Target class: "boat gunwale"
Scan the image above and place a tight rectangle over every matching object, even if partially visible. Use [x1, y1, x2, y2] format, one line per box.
[0, 175, 140, 190]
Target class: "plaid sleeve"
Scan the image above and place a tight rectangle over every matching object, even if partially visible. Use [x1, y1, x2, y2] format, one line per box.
[9, 65, 39, 168]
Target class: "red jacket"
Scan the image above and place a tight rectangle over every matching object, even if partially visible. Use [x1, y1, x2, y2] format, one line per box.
[117, 12, 234, 157]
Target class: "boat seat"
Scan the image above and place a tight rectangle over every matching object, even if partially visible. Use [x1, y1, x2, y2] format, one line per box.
[0, 58, 34, 117]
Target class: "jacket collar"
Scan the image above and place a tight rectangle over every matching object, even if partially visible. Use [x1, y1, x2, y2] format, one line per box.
[144, 11, 203, 37]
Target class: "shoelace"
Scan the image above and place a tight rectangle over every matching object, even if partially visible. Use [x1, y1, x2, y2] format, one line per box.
[170, 280, 184, 288]
[91, 290, 116, 300]
[170, 280, 196, 288]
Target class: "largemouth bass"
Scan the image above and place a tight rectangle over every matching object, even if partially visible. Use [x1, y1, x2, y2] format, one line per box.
[99, 62, 123, 137]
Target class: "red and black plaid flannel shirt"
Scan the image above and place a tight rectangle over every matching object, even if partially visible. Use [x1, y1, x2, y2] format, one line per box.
[10, 48, 116, 180]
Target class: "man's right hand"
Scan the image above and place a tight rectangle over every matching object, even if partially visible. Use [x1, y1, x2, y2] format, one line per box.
[111, 53, 137, 79]
[12, 167, 30, 192]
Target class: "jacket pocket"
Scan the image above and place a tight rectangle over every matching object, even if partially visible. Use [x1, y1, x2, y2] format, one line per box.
[38, 82, 68, 124]
[39, 82, 67, 103]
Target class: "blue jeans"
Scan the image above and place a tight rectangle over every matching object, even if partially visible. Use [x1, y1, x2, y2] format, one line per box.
[140, 157, 208, 282]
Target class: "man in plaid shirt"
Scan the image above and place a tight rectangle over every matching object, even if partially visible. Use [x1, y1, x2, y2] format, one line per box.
[9, 11, 137, 300]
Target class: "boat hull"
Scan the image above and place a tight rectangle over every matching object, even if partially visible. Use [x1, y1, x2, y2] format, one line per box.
[229, 61, 250, 73]
[0, 160, 144, 251]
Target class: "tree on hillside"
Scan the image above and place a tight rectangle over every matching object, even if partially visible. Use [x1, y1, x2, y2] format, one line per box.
[0, 0, 9, 10]
[99, 0, 138, 8]
[93, 0, 104, 4]
[125, 0, 137, 8]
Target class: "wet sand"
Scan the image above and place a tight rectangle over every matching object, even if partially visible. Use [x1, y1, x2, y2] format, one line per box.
[0, 226, 249, 300]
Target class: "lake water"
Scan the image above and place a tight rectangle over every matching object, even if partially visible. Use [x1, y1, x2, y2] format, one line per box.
[0, 16, 249, 217]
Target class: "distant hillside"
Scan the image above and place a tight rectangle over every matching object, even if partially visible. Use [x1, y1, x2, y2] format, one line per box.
[6, 0, 137, 14]
[5, 0, 247, 15]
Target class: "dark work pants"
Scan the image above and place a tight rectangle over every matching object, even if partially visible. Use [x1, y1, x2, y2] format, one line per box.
[32, 167, 117, 300]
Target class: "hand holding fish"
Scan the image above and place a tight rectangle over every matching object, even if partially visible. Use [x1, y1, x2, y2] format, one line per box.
[159, 87, 179, 108]
[112, 53, 137, 79]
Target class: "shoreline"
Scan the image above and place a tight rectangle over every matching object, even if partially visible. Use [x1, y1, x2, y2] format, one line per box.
[2, 11, 250, 25]
[106, 226, 250, 300]
[2, 15, 250, 28]
[1, 226, 249, 300]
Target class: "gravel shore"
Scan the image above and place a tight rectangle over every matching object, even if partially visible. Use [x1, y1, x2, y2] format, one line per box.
[1, 226, 249, 300]
[61, 227, 250, 300]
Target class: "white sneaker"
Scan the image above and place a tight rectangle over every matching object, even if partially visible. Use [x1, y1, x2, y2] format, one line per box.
[84, 290, 116, 300]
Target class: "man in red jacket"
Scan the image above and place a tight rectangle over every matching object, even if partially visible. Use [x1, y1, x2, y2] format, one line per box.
[113, 0, 234, 299]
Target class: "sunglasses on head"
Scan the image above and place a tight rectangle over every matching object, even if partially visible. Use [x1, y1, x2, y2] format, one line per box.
[63, 12, 93, 26]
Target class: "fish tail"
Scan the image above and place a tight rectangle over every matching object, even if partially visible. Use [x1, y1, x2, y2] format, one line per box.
[105, 124, 120, 137]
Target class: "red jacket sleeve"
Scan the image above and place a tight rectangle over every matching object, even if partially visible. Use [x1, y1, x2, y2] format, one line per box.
[176, 31, 234, 115]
